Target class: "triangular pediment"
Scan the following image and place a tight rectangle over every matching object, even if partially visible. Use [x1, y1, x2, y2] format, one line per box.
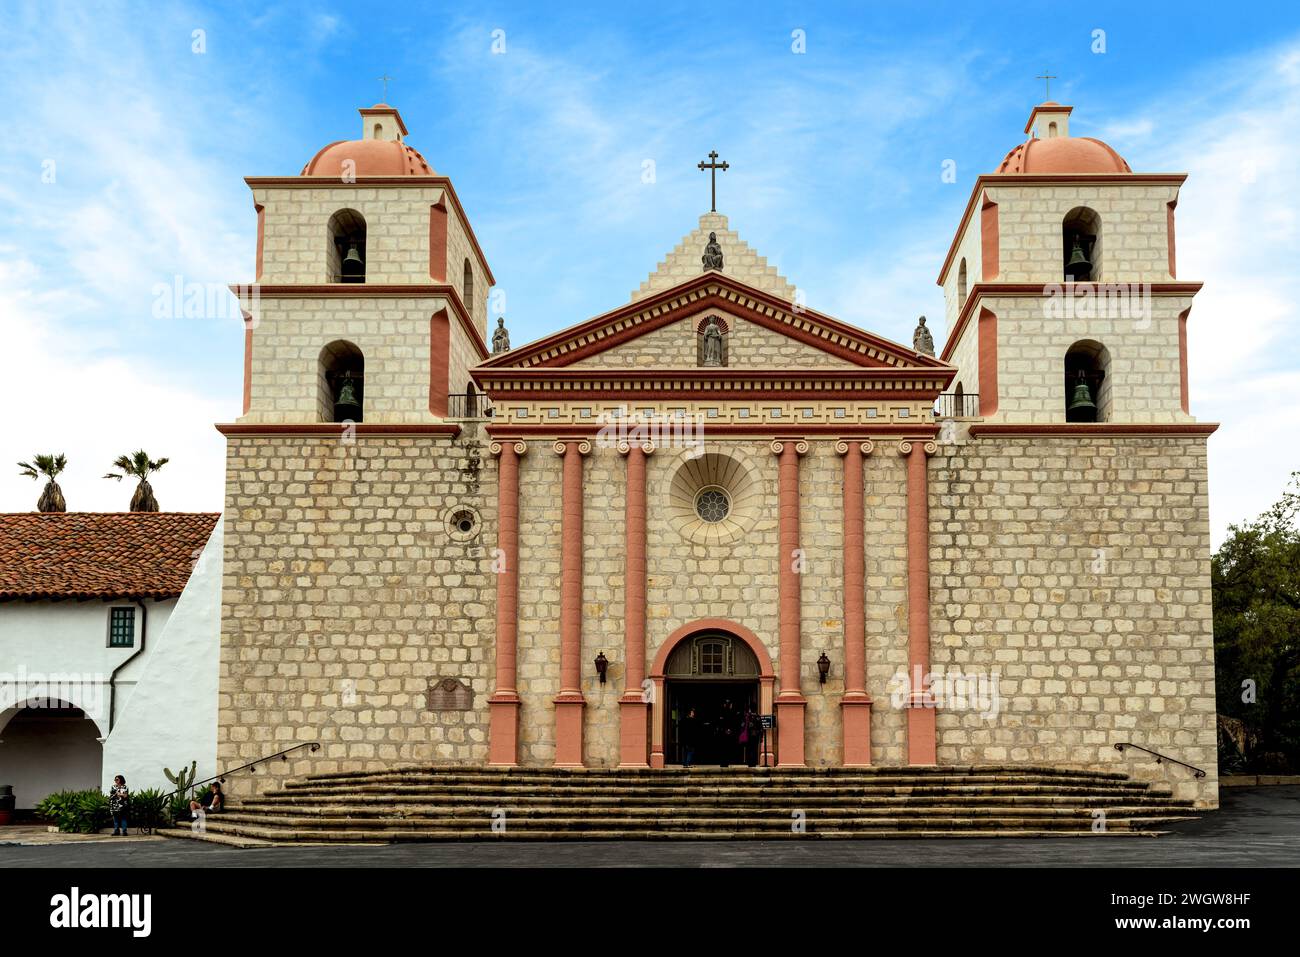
[479, 271, 950, 373]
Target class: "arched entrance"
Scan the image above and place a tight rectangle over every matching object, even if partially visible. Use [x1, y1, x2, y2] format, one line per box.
[649, 619, 775, 768]
[0, 699, 104, 809]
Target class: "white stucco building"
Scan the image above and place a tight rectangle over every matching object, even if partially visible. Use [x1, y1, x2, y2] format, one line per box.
[0, 512, 221, 809]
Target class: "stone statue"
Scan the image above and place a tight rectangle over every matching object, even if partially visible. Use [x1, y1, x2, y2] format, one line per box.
[492, 317, 511, 354]
[702, 320, 724, 366]
[913, 316, 935, 356]
[701, 231, 724, 271]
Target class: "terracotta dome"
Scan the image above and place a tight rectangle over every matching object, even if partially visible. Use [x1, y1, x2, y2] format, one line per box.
[301, 137, 434, 177]
[997, 135, 1131, 175]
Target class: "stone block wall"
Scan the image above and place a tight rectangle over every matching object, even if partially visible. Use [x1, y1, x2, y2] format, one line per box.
[242, 296, 452, 424]
[928, 433, 1218, 805]
[987, 183, 1179, 284]
[218, 430, 497, 796]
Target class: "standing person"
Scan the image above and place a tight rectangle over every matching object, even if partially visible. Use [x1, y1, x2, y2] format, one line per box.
[108, 775, 130, 836]
[718, 699, 736, 768]
[680, 707, 698, 768]
[740, 707, 759, 767]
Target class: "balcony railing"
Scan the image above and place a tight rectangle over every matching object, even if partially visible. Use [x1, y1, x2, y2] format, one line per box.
[447, 392, 494, 419]
[934, 392, 981, 419]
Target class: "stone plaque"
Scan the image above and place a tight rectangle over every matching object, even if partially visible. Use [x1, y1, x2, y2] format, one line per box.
[427, 677, 474, 712]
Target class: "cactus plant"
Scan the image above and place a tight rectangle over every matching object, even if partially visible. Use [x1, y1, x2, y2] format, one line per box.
[164, 760, 198, 795]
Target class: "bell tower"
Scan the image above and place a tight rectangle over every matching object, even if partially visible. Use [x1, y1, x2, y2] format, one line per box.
[936, 100, 1200, 425]
[231, 102, 494, 425]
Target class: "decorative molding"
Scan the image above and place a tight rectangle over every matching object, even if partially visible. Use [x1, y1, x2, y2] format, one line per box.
[477, 272, 953, 373]
[967, 422, 1219, 438]
[232, 282, 490, 361]
[835, 439, 875, 456]
[489, 440, 528, 457]
[617, 441, 656, 456]
[897, 439, 938, 457]
[553, 439, 593, 456]
[770, 439, 809, 457]
[216, 422, 461, 437]
[940, 281, 1203, 363]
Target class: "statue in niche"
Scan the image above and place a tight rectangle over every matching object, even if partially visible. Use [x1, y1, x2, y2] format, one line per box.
[913, 316, 935, 356]
[701, 318, 725, 367]
[701, 231, 724, 271]
[492, 317, 511, 354]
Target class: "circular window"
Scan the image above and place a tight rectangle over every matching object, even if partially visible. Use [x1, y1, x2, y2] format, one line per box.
[446, 507, 480, 540]
[694, 487, 730, 523]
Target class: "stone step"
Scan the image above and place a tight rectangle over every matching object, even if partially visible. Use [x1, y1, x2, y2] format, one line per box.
[268, 782, 1168, 802]
[296, 765, 1134, 785]
[241, 792, 1195, 811]
[155, 824, 277, 848]
[216, 807, 1192, 828]
[189, 819, 1174, 842]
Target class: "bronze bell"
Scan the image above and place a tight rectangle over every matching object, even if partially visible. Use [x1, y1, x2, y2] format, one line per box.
[333, 374, 362, 422]
[1066, 371, 1097, 422]
[340, 242, 365, 282]
[1065, 237, 1093, 281]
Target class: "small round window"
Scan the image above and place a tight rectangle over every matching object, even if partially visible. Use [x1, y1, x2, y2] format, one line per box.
[694, 487, 730, 523]
[447, 508, 479, 539]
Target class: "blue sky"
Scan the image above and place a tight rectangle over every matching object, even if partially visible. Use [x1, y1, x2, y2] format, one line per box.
[1, 0, 1298, 544]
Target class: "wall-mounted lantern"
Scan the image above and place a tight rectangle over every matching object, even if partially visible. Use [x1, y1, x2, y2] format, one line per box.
[817, 652, 832, 685]
[594, 652, 609, 685]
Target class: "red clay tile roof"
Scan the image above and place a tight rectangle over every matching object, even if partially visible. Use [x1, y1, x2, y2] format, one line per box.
[0, 513, 220, 601]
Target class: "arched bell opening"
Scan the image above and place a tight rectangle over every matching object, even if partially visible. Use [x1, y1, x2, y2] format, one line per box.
[318, 340, 365, 423]
[1064, 339, 1112, 423]
[1062, 206, 1101, 282]
[327, 209, 367, 283]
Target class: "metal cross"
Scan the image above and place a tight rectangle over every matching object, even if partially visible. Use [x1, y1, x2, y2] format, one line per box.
[697, 150, 729, 213]
[378, 73, 394, 100]
[1036, 70, 1057, 100]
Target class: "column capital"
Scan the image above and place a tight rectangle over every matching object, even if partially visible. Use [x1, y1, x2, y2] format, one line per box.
[897, 439, 938, 457]
[617, 441, 655, 456]
[835, 439, 875, 457]
[553, 439, 592, 456]
[489, 439, 528, 458]
[770, 438, 809, 457]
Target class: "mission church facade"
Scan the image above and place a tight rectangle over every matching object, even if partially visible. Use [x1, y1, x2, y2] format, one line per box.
[218, 100, 1218, 805]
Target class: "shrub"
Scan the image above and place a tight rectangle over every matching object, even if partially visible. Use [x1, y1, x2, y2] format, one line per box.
[34, 789, 111, 833]
[129, 788, 169, 830]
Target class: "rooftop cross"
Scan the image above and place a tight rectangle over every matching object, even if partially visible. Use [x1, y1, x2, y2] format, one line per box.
[1036, 70, 1057, 100]
[378, 73, 394, 100]
[697, 150, 729, 213]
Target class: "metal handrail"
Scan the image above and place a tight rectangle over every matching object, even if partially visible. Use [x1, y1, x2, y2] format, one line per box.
[142, 741, 321, 832]
[1114, 742, 1207, 778]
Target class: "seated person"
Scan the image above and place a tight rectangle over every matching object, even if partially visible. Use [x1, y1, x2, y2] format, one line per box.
[189, 781, 224, 816]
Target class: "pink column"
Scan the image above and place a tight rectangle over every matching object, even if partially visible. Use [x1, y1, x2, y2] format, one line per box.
[488, 440, 526, 766]
[619, 442, 652, 767]
[901, 439, 938, 765]
[553, 439, 590, 768]
[771, 439, 808, 767]
[837, 439, 874, 766]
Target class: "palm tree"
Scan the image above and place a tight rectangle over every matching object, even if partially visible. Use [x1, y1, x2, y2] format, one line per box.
[103, 450, 170, 512]
[18, 454, 68, 512]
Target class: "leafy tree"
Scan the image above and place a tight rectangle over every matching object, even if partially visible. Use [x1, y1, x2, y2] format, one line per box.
[1213, 472, 1300, 772]
[17, 453, 68, 512]
[103, 450, 169, 512]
